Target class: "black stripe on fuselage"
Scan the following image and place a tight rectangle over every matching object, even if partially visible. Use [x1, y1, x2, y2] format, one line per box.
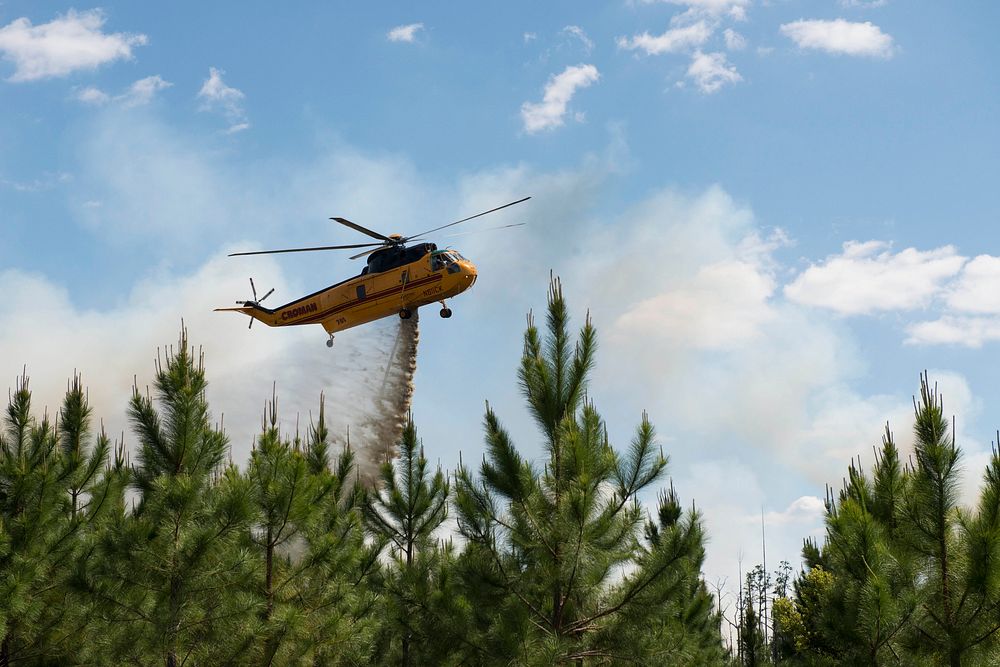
[291, 273, 443, 325]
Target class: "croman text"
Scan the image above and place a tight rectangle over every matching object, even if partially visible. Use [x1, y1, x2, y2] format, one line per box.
[281, 303, 318, 320]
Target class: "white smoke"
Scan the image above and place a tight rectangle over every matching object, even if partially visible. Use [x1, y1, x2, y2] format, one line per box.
[204, 309, 421, 484]
[0, 256, 420, 483]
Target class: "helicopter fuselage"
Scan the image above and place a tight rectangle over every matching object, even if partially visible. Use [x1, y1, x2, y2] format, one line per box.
[217, 246, 477, 335]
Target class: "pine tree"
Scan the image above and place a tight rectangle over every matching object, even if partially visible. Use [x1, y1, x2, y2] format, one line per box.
[812, 435, 915, 665]
[0, 374, 67, 664]
[899, 374, 1000, 665]
[615, 485, 725, 663]
[81, 332, 257, 665]
[246, 392, 317, 663]
[739, 599, 763, 666]
[0, 372, 119, 664]
[454, 278, 723, 664]
[59, 374, 113, 521]
[364, 417, 454, 666]
[245, 391, 376, 664]
[782, 374, 1000, 665]
[775, 429, 915, 665]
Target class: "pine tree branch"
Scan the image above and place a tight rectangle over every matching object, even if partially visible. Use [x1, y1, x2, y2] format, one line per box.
[566, 530, 693, 634]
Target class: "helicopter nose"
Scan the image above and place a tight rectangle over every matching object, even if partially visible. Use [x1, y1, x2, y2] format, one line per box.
[463, 261, 478, 286]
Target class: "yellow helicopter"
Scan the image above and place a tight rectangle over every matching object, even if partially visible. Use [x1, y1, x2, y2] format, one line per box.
[216, 197, 529, 347]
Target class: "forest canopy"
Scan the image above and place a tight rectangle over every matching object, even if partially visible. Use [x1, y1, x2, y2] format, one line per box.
[2, 279, 999, 666]
[0, 280, 721, 666]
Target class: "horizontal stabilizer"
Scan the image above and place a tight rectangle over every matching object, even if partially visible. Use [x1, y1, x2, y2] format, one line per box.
[214, 306, 256, 315]
[214, 304, 278, 329]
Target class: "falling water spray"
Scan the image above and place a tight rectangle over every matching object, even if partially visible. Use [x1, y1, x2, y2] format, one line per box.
[352, 313, 420, 485]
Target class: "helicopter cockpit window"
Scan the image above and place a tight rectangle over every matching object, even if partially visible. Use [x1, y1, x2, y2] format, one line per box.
[438, 252, 460, 273]
[431, 254, 447, 271]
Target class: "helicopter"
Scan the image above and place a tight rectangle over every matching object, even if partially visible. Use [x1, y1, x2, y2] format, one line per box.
[215, 197, 530, 347]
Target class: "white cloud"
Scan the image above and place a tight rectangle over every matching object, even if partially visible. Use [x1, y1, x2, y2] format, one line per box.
[76, 75, 171, 107]
[0, 9, 147, 82]
[780, 19, 895, 58]
[76, 85, 109, 105]
[902, 254, 1000, 347]
[906, 316, 1000, 348]
[386, 22, 424, 43]
[944, 255, 1000, 314]
[197, 67, 249, 133]
[198, 67, 243, 111]
[784, 241, 965, 315]
[617, 21, 713, 55]
[761, 495, 826, 526]
[724, 28, 746, 51]
[0, 171, 71, 193]
[520, 64, 600, 133]
[687, 50, 742, 93]
[650, 0, 750, 21]
[840, 0, 888, 7]
[225, 122, 251, 135]
[562, 25, 594, 53]
[784, 246, 1000, 348]
[523, 32, 537, 43]
[120, 75, 171, 107]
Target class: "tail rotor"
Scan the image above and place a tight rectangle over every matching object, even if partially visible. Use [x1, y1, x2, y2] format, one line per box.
[239, 278, 275, 329]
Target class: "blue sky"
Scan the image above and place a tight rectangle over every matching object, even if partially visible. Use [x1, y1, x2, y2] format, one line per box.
[2, 0, 1000, 611]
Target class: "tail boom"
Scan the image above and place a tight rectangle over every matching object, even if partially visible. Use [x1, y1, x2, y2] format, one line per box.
[213, 305, 279, 327]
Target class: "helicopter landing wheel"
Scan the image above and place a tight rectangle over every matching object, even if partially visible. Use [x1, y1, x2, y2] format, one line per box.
[439, 307, 452, 319]
[326, 334, 335, 348]
[399, 308, 412, 320]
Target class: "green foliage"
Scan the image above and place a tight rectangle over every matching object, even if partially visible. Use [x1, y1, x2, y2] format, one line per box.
[779, 373, 1000, 666]
[772, 596, 805, 655]
[81, 332, 258, 665]
[811, 431, 915, 664]
[22, 281, 1000, 665]
[243, 391, 376, 664]
[0, 372, 117, 664]
[897, 375, 1000, 665]
[455, 277, 723, 664]
[364, 417, 455, 665]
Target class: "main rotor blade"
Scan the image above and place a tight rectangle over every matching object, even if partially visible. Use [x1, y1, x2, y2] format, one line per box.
[405, 196, 531, 240]
[229, 242, 383, 257]
[331, 217, 393, 242]
[442, 222, 526, 239]
[349, 247, 383, 260]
